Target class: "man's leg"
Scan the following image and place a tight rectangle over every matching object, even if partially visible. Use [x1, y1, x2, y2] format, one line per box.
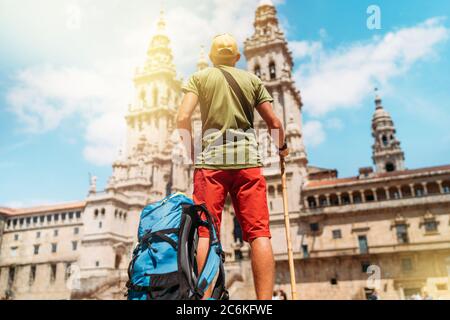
[250, 237, 275, 300]
[230, 168, 274, 300]
[193, 169, 229, 298]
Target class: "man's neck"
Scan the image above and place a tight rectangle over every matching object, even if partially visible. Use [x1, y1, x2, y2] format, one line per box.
[215, 64, 236, 68]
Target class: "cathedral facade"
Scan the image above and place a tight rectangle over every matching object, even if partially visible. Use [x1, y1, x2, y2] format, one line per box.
[1, 1, 450, 300]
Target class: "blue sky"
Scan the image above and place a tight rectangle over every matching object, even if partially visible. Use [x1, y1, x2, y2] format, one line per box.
[0, 0, 449, 207]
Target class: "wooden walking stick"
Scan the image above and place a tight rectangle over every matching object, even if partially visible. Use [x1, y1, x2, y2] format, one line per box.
[280, 155, 298, 300]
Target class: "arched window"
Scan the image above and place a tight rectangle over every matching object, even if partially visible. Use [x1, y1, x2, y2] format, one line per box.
[385, 162, 396, 172]
[152, 87, 158, 107]
[307, 196, 317, 208]
[254, 65, 261, 78]
[277, 185, 283, 196]
[389, 187, 400, 199]
[426, 182, 440, 195]
[268, 185, 275, 197]
[382, 135, 388, 146]
[115, 253, 122, 269]
[376, 188, 387, 201]
[101, 208, 105, 216]
[167, 88, 171, 104]
[329, 194, 339, 206]
[414, 184, 424, 197]
[269, 62, 276, 80]
[443, 181, 450, 193]
[94, 209, 99, 218]
[353, 191, 362, 203]
[364, 190, 375, 202]
[233, 216, 243, 244]
[139, 88, 146, 102]
[319, 195, 328, 207]
[341, 193, 351, 205]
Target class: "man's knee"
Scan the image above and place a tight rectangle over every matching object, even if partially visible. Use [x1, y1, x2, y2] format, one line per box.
[248, 235, 272, 246]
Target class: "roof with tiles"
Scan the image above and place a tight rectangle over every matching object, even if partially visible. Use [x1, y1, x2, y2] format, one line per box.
[306, 164, 450, 189]
[0, 201, 86, 217]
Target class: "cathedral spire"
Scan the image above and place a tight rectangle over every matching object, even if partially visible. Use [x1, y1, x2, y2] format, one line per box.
[374, 87, 383, 109]
[138, 8, 176, 78]
[120, 7, 182, 182]
[244, 1, 307, 167]
[371, 90, 405, 173]
[197, 46, 209, 71]
[157, 9, 166, 33]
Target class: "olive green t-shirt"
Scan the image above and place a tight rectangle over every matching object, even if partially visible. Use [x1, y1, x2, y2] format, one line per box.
[182, 65, 273, 170]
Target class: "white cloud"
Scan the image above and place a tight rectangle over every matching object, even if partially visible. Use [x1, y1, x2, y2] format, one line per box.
[3, 2, 448, 162]
[290, 40, 323, 60]
[6, 62, 133, 165]
[295, 17, 449, 116]
[303, 121, 326, 148]
[325, 118, 344, 131]
[83, 111, 126, 166]
[7, 65, 115, 132]
[4, 0, 287, 166]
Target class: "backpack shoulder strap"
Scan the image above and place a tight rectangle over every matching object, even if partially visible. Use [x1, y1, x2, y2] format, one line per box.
[211, 253, 229, 300]
[187, 204, 229, 300]
[216, 67, 254, 129]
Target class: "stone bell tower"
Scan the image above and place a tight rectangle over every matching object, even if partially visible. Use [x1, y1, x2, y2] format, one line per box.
[106, 10, 187, 201]
[75, 12, 188, 298]
[243, 0, 307, 167]
[371, 91, 406, 173]
[243, 0, 308, 210]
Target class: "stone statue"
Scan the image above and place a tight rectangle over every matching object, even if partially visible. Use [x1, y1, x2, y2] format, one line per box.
[89, 174, 97, 194]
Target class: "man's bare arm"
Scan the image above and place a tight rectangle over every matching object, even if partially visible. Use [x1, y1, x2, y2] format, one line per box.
[176, 92, 199, 162]
[256, 101, 286, 150]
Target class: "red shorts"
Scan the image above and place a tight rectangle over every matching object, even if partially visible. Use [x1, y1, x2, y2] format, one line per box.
[193, 168, 271, 243]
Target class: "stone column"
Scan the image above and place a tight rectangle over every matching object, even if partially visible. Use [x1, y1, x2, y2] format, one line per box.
[422, 182, 428, 196]
[240, 244, 251, 260]
[349, 192, 354, 204]
[336, 192, 342, 205]
[325, 194, 330, 206]
[361, 190, 366, 203]
[398, 187, 403, 199]
[372, 188, 378, 201]
[304, 198, 309, 209]
[384, 187, 391, 200]
[409, 184, 415, 197]
[314, 195, 319, 207]
[436, 180, 443, 194]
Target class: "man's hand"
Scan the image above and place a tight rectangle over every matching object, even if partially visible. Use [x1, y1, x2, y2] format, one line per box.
[278, 142, 290, 158]
[279, 147, 290, 158]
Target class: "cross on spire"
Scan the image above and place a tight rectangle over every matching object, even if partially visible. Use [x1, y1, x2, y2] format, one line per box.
[157, 9, 166, 33]
[374, 87, 383, 109]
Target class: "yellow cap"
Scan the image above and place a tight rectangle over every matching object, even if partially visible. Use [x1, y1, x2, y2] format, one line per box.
[209, 34, 240, 65]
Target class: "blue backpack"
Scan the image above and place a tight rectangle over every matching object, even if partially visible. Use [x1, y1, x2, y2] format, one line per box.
[126, 193, 228, 300]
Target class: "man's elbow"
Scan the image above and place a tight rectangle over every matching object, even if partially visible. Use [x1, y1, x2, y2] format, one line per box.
[268, 118, 283, 130]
